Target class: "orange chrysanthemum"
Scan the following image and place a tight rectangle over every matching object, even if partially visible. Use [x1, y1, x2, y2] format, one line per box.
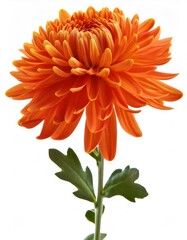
[6, 7, 182, 160]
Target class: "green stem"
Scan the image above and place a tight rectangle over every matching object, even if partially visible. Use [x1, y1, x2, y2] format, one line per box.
[94, 149, 104, 240]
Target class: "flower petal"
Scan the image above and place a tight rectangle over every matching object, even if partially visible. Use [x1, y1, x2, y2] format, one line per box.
[52, 114, 82, 140]
[86, 76, 99, 101]
[65, 88, 89, 123]
[86, 101, 107, 133]
[90, 38, 100, 67]
[84, 123, 103, 153]
[5, 84, 34, 99]
[59, 9, 71, 24]
[99, 110, 117, 160]
[110, 59, 134, 72]
[53, 66, 71, 77]
[115, 106, 142, 137]
[37, 109, 58, 139]
[99, 48, 112, 68]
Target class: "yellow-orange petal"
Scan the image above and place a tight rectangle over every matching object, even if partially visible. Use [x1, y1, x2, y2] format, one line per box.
[71, 68, 87, 76]
[110, 59, 134, 72]
[44, 41, 64, 59]
[53, 66, 71, 77]
[68, 57, 84, 68]
[97, 68, 110, 78]
[90, 38, 100, 67]
[30, 49, 53, 64]
[99, 48, 112, 68]
[62, 40, 73, 59]
[59, 9, 71, 24]
[52, 57, 69, 66]
[138, 18, 155, 33]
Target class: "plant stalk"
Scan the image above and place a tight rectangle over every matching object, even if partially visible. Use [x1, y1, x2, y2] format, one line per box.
[94, 149, 104, 240]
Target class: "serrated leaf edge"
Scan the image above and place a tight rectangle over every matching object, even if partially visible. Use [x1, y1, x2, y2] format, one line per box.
[49, 148, 96, 203]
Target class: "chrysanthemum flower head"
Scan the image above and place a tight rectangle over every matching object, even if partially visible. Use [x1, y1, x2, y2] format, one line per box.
[6, 7, 182, 160]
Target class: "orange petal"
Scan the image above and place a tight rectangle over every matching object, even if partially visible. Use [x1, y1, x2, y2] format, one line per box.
[5, 84, 33, 99]
[65, 88, 89, 123]
[44, 41, 64, 58]
[112, 87, 144, 110]
[53, 66, 71, 78]
[30, 48, 53, 64]
[146, 99, 172, 110]
[52, 57, 69, 66]
[96, 68, 110, 78]
[28, 86, 61, 111]
[99, 48, 112, 68]
[37, 110, 59, 139]
[138, 18, 155, 33]
[32, 32, 44, 49]
[84, 123, 103, 153]
[77, 37, 90, 68]
[18, 111, 43, 128]
[115, 106, 142, 137]
[70, 78, 88, 93]
[145, 71, 178, 80]
[71, 68, 87, 76]
[19, 118, 43, 128]
[96, 80, 112, 109]
[90, 38, 100, 67]
[99, 110, 117, 160]
[86, 76, 99, 101]
[68, 57, 84, 68]
[59, 9, 71, 24]
[110, 59, 134, 72]
[138, 77, 183, 101]
[86, 101, 107, 133]
[52, 114, 82, 140]
[63, 40, 73, 59]
[104, 72, 121, 87]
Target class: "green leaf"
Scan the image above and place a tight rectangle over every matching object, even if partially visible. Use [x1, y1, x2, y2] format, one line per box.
[85, 206, 105, 224]
[84, 233, 107, 240]
[103, 166, 148, 202]
[85, 209, 95, 224]
[49, 148, 96, 203]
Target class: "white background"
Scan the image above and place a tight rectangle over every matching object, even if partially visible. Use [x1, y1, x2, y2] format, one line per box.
[1, 0, 187, 239]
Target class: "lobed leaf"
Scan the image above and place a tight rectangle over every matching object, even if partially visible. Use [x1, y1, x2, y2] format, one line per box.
[49, 148, 96, 203]
[103, 166, 148, 202]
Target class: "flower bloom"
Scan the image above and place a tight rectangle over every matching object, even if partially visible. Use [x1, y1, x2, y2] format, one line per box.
[6, 7, 182, 160]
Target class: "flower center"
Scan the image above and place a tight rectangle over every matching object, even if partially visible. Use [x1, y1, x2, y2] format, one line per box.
[64, 18, 102, 32]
